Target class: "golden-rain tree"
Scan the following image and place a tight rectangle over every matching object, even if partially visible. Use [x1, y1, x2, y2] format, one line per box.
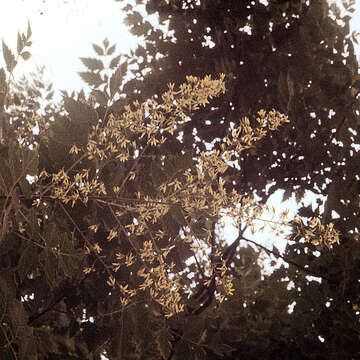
[0, 30, 339, 359]
[35, 74, 338, 316]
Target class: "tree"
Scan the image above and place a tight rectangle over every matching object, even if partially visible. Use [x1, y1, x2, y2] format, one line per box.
[113, 0, 360, 357]
[0, 32, 305, 359]
[0, 0, 357, 358]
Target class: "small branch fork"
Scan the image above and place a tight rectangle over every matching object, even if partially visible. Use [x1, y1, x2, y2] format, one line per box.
[165, 222, 334, 360]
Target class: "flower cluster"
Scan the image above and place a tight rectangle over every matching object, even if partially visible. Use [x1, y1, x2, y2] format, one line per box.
[37, 75, 338, 318]
[293, 216, 340, 249]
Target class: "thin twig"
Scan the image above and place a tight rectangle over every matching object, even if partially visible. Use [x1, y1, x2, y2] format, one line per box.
[241, 235, 333, 282]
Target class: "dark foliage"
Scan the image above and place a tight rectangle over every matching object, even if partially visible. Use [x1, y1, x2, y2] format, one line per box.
[0, 1, 360, 359]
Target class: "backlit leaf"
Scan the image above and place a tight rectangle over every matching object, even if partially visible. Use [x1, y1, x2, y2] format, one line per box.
[21, 51, 31, 61]
[78, 71, 104, 88]
[92, 43, 104, 56]
[106, 44, 116, 56]
[109, 62, 127, 97]
[17, 32, 23, 54]
[91, 89, 109, 106]
[110, 55, 121, 69]
[80, 57, 104, 71]
[26, 20, 32, 39]
[103, 37, 109, 49]
[2, 40, 16, 72]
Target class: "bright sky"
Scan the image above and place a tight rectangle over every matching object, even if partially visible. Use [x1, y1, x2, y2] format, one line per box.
[1, 0, 358, 256]
[0, 0, 139, 93]
[1, 0, 358, 93]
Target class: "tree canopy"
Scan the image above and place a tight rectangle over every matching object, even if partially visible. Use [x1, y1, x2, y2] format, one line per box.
[0, 0, 360, 359]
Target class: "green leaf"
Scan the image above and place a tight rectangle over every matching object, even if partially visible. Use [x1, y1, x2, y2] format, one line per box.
[91, 89, 109, 106]
[79, 57, 104, 71]
[103, 37, 109, 49]
[110, 55, 121, 69]
[2, 40, 17, 72]
[21, 51, 31, 61]
[106, 44, 116, 56]
[78, 71, 104, 88]
[92, 43, 104, 56]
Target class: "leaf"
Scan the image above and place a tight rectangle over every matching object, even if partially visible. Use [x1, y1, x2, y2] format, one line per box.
[272, 245, 280, 257]
[103, 37, 109, 49]
[13, 93, 21, 105]
[295, 188, 305, 203]
[20, 51, 31, 61]
[161, 212, 179, 238]
[78, 71, 104, 88]
[0, 67, 6, 88]
[60, 89, 69, 97]
[151, 161, 164, 187]
[135, 45, 146, 58]
[92, 43, 104, 56]
[45, 91, 54, 100]
[170, 205, 186, 226]
[34, 79, 44, 89]
[111, 97, 127, 112]
[79, 57, 104, 72]
[91, 89, 109, 106]
[17, 32, 23, 54]
[109, 62, 127, 97]
[26, 20, 32, 39]
[63, 97, 98, 127]
[110, 55, 121, 69]
[282, 188, 292, 202]
[125, 11, 143, 27]
[106, 44, 116, 56]
[2, 40, 17, 72]
[123, 4, 133, 12]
